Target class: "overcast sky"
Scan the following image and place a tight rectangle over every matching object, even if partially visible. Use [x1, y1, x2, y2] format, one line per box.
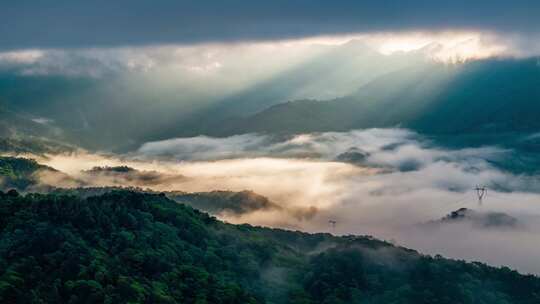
[1, 1, 539, 50]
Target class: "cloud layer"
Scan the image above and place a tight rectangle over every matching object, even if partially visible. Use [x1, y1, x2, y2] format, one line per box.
[17, 129, 540, 274]
[1, 1, 539, 50]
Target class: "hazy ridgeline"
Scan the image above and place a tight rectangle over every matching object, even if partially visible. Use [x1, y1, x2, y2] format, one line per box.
[1, 190, 539, 303]
[2, 9, 540, 302]
[2, 127, 540, 276]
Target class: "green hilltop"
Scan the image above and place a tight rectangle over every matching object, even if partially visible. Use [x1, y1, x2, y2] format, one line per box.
[0, 190, 539, 304]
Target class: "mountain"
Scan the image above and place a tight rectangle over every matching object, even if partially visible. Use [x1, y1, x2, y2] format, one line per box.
[51, 187, 282, 218]
[167, 190, 282, 216]
[80, 166, 181, 187]
[0, 137, 75, 155]
[1, 190, 539, 303]
[0, 73, 209, 151]
[425, 208, 522, 230]
[0, 43, 427, 151]
[0, 158, 303, 219]
[159, 41, 426, 136]
[3, 56, 539, 152]
[0, 105, 62, 139]
[0, 103, 75, 156]
[213, 58, 540, 139]
[0, 156, 77, 192]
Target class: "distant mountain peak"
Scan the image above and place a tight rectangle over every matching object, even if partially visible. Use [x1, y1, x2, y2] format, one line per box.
[428, 207, 522, 229]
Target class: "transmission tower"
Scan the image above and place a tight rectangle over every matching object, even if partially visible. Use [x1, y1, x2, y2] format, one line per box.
[474, 186, 487, 205]
[328, 220, 337, 230]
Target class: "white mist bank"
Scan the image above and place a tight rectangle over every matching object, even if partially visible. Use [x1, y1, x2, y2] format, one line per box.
[30, 128, 540, 274]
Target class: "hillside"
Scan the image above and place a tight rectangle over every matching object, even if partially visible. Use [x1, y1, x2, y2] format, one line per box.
[215, 58, 540, 138]
[0, 156, 77, 192]
[51, 187, 282, 218]
[0, 137, 75, 155]
[0, 159, 288, 218]
[2, 58, 539, 152]
[424, 208, 522, 230]
[1, 190, 539, 303]
[168, 190, 282, 216]
[0, 105, 61, 139]
[0, 105, 74, 155]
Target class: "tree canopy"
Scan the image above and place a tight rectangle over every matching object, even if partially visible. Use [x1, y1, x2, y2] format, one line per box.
[0, 190, 539, 303]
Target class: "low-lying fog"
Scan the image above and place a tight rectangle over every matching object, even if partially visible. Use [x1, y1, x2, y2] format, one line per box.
[28, 128, 540, 275]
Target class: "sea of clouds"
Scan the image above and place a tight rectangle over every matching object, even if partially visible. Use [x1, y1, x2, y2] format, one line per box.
[30, 128, 540, 274]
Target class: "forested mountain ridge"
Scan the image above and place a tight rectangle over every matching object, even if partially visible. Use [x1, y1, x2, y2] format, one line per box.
[0, 137, 75, 156]
[0, 158, 299, 218]
[0, 104, 75, 156]
[52, 187, 284, 218]
[0, 105, 62, 139]
[2, 58, 540, 152]
[0, 156, 81, 193]
[0, 190, 539, 303]
[212, 58, 540, 138]
[0, 156, 65, 192]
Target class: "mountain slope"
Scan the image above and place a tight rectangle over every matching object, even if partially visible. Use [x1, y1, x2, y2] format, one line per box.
[0, 156, 77, 192]
[0, 105, 61, 139]
[3, 57, 538, 151]
[215, 58, 540, 137]
[1, 190, 539, 303]
[0, 42, 428, 151]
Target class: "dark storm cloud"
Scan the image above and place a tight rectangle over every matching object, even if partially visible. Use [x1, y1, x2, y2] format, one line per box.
[1, 0, 538, 50]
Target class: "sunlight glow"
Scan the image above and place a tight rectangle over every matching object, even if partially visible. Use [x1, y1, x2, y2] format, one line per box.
[278, 31, 511, 63]
[338, 31, 508, 63]
[0, 49, 44, 64]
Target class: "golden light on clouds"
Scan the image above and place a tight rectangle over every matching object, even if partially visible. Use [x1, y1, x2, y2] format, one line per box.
[294, 31, 510, 63]
[37, 152, 366, 210]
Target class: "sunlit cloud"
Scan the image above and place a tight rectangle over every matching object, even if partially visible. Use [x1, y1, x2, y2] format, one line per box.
[353, 31, 512, 63]
[20, 128, 540, 274]
[0, 30, 533, 77]
[0, 49, 44, 64]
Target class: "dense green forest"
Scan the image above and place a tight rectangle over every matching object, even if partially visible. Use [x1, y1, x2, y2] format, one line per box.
[0, 190, 539, 303]
[52, 187, 281, 218]
[0, 156, 54, 191]
[0, 156, 78, 193]
[167, 190, 281, 216]
[0, 157, 285, 218]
